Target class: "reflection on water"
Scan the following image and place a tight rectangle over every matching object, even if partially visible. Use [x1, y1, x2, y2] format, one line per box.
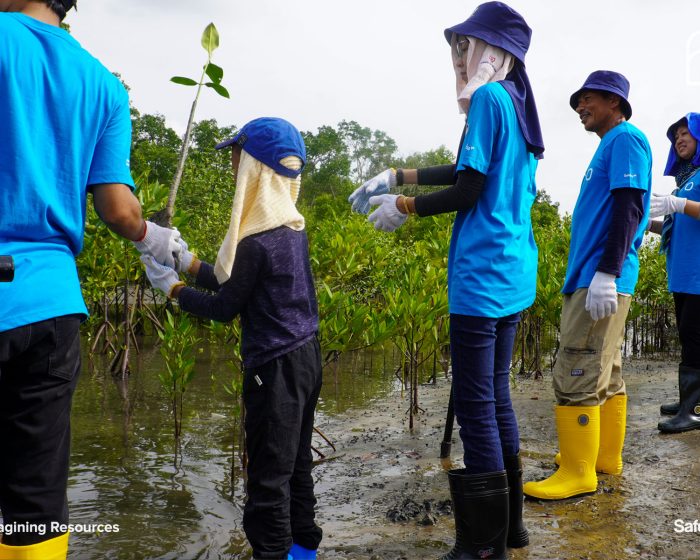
[67, 339, 399, 559]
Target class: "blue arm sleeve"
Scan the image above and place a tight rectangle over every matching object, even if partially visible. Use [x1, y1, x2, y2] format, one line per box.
[596, 188, 645, 276]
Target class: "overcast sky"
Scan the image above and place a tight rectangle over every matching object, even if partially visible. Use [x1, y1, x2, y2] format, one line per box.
[67, 0, 700, 213]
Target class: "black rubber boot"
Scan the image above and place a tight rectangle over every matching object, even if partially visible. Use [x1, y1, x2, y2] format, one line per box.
[660, 401, 680, 415]
[440, 469, 509, 560]
[658, 365, 700, 433]
[503, 455, 529, 548]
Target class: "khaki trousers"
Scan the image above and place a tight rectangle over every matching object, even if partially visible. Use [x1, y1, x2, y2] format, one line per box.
[553, 288, 631, 406]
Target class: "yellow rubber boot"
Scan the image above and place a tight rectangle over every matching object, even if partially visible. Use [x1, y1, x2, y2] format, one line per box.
[553, 395, 626, 474]
[596, 394, 626, 474]
[524, 405, 599, 500]
[0, 532, 69, 560]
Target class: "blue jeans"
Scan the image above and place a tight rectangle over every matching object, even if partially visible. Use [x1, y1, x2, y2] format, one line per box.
[450, 313, 521, 474]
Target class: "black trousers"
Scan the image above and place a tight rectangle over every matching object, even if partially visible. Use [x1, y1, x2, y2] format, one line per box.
[242, 336, 323, 559]
[0, 315, 81, 546]
[674, 293, 700, 369]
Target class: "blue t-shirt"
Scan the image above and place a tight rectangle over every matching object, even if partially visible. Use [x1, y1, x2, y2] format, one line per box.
[0, 14, 134, 332]
[667, 169, 700, 294]
[562, 122, 652, 295]
[448, 82, 538, 318]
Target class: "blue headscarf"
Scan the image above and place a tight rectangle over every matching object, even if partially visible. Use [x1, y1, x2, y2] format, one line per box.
[659, 113, 700, 254]
[664, 112, 700, 178]
[445, 1, 545, 159]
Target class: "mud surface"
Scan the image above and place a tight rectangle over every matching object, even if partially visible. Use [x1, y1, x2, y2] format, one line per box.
[312, 360, 700, 559]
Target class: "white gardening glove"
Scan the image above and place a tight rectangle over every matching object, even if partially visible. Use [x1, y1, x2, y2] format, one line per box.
[367, 194, 408, 232]
[585, 271, 618, 321]
[649, 193, 686, 219]
[348, 169, 397, 214]
[140, 255, 185, 298]
[132, 221, 182, 269]
[175, 237, 196, 275]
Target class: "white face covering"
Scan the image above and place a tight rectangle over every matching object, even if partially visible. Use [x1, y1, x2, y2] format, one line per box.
[451, 34, 514, 114]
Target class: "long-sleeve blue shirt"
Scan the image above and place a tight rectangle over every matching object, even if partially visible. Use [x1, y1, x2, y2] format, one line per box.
[178, 226, 318, 368]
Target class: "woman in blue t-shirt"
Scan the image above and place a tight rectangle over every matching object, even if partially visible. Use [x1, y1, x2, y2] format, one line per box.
[348, 2, 544, 557]
[648, 113, 700, 434]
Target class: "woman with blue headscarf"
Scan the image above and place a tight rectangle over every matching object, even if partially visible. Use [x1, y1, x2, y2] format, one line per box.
[348, 2, 543, 558]
[648, 113, 700, 434]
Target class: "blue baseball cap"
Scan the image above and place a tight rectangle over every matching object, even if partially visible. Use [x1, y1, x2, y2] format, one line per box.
[216, 117, 306, 178]
[569, 70, 632, 120]
[444, 2, 532, 63]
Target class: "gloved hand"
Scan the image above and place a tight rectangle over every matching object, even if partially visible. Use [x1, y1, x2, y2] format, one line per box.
[367, 194, 408, 232]
[140, 255, 185, 298]
[175, 237, 197, 274]
[649, 193, 686, 219]
[132, 221, 182, 269]
[348, 169, 397, 214]
[585, 271, 618, 321]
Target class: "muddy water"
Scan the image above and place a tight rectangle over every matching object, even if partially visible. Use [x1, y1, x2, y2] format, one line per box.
[61, 344, 699, 559]
[316, 360, 700, 560]
[66, 342, 397, 559]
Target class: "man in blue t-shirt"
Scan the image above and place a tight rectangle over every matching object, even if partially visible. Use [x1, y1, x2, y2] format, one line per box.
[524, 71, 651, 502]
[0, 2, 181, 558]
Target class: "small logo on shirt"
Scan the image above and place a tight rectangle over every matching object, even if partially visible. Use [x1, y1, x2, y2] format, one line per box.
[126, 158, 131, 169]
[624, 173, 637, 178]
[571, 368, 584, 377]
[463, 145, 476, 152]
[585, 168, 593, 181]
[683, 181, 695, 192]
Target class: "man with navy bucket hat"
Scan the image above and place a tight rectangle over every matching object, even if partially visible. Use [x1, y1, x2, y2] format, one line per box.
[349, 2, 544, 558]
[524, 71, 651, 501]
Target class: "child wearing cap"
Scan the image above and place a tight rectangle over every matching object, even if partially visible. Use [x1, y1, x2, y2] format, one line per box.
[141, 117, 322, 560]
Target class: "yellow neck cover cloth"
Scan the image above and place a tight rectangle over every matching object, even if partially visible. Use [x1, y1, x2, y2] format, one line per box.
[214, 150, 305, 284]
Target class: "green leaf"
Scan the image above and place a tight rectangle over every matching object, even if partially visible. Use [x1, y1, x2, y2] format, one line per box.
[170, 76, 198, 86]
[201, 23, 219, 55]
[204, 82, 230, 99]
[205, 63, 224, 84]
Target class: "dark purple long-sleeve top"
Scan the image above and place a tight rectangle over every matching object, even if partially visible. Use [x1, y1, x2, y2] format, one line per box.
[177, 226, 318, 368]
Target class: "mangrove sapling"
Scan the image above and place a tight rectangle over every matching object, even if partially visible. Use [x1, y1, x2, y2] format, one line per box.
[163, 23, 230, 226]
[157, 310, 200, 439]
[384, 257, 449, 431]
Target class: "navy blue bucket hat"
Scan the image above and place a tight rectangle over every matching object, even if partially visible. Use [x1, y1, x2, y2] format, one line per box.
[664, 112, 700, 176]
[216, 117, 306, 178]
[569, 70, 632, 120]
[444, 1, 531, 63]
[444, 2, 544, 158]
